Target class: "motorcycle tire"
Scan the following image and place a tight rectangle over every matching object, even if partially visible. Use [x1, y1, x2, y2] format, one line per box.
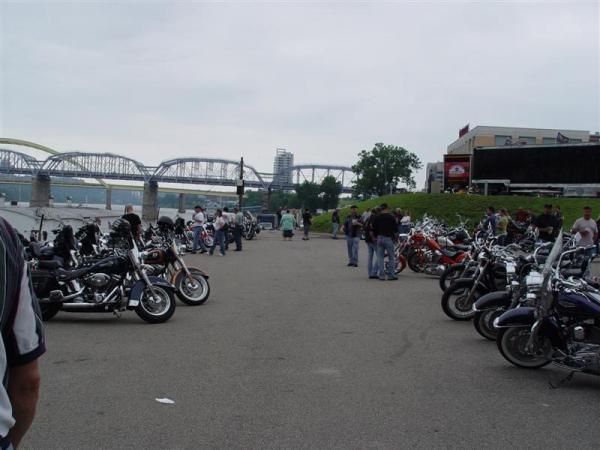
[407, 249, 426, 273]
[496, 327, 552, 369]
[203, 235, 214, 248]
[135, 285, 176, 324]
[473, 309, 503, 341]
[396, 255, 407, 274]
[174, 268, 211, 306]
[40, 304, 60, 321]
[440, 280, 482, 321]
[439, 263, 465, 292]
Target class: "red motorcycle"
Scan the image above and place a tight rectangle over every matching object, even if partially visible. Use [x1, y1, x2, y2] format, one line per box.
[407, 230, 469, 276]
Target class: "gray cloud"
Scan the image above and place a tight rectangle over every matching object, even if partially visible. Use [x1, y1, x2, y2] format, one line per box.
[1, 1, 598, 187]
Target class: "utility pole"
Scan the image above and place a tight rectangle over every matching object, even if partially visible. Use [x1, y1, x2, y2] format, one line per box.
[237, 157, 244, 209]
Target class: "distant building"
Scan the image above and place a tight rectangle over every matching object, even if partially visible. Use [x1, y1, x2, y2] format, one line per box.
[424, 162, 444, 193]
[273, 148, 294, 186]
[447, 125, 592, 155]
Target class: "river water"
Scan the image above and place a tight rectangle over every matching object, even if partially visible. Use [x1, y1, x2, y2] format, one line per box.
[0, 202, 188, 236]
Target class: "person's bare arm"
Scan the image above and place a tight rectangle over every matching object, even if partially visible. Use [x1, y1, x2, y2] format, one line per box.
[7, 360, 41, 448]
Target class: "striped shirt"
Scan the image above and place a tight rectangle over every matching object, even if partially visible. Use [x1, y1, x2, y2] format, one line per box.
[0, 218, 46, 438]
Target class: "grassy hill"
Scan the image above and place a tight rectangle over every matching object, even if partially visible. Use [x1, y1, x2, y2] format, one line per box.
[311, 193, 600, 232]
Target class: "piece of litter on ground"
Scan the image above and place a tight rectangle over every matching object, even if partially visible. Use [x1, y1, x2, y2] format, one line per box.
[155, 398, 175, 405]
[541, 403, 550, 407]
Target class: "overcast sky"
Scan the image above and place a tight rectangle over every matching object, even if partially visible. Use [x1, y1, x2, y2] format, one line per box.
[1, 0, 598, 188]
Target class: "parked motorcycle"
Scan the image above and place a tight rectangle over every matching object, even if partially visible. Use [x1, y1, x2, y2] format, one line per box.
[141, 216, 211, 306]
[494, 234, 600, 384]
[31, 219, 176, 324]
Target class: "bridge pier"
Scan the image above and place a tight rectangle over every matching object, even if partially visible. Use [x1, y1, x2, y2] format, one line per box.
[142, 181, 159, 222]
[105, 187, 112, 210]
[30, 174, 51, 207]
[178, 193, 186, 214]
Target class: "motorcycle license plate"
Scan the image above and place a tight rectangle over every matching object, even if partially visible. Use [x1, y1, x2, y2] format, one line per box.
[128, 298, 140, 307]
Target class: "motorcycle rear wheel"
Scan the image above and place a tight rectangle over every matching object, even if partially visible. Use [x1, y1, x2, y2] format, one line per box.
[473, 309, 503, 340]
[407, 250, 426, 273]
[496, 327, 552, 369]
[135, 285, 176, 324]
[174, 269, 211, 306]
[40, 304, 60, 321]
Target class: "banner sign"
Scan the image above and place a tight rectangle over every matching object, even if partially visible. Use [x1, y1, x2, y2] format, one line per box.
[444, 154, 471, 190]
[458, 124, 469, 138]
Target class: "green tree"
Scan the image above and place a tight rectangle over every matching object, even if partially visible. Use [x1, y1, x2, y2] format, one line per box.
[270, 191, 299, 211]
[244, 190, 264, 207]
[295, 181, 322, 211]
[352, 143, 422, 198]
[320, 175, 342, 210]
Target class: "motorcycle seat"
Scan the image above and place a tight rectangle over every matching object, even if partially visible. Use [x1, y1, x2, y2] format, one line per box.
[451, 244, 470, 251]
[56, 266, 90, 282]
[39, 246, 56, 259]
[29, 242, 42, 257]
[561, 268, 582, 277]
[37, 258, 64, 270]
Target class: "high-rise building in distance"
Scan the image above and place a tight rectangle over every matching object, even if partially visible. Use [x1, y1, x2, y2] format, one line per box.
[273, 148, 294, 185]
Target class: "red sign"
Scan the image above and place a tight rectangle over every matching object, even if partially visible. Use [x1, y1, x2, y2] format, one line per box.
[458, 123, 469, 138]
[444, 154, 471, 190]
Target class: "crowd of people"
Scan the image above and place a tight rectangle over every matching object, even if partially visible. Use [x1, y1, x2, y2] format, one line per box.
[335, 204, 412, 281]
[482, 203, 599, 253]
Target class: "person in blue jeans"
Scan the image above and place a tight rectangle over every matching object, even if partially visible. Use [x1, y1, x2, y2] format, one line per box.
[209, 209, 227, 256]
[343, 205, 362, 267]
[363, 207, 380, 278]
[372, 203, 398, 280]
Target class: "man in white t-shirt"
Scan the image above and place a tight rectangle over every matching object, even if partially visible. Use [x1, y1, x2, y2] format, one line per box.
[571, 206, 598, 248]
[572, 206, 598, 275]
[190, 205, 208, 254]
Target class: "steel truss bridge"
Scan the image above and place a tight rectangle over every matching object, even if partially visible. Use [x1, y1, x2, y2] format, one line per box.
[0, 139, 355, 193]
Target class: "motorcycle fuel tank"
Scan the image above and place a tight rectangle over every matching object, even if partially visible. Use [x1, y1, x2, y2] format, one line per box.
[556, 291, 600, 318]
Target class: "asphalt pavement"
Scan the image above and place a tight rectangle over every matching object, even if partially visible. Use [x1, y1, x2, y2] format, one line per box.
[25, 232, 600, 449]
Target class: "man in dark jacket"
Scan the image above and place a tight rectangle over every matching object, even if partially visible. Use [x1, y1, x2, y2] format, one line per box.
[372, 203, 398, 280]
[302, 208, 312, 241]
[343, 205, 362, 267]
[534, 204, 559, 242]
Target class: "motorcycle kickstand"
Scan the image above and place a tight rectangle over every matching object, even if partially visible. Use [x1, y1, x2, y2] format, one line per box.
[113, 310, 122, 319]
[548, 371, 575, 389]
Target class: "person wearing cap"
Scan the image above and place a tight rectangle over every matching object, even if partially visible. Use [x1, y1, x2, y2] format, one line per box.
[533, 204, 559, 242]
[190, 205, 208, 254]
[372, 203, 398, 280]
[343, 205, 363, 267]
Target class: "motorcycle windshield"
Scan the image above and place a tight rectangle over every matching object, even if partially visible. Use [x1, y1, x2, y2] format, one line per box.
[539, 230, 563, 310]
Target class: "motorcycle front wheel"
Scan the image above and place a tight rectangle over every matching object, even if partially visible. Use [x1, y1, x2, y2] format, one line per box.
[439, 263, 465, 292]
[440, 280, 481, 320]
[174, 268, 211, 306]
[496, 327, 552, 369]
[473, 309, 503, 340]
[135, 285, 176, 324]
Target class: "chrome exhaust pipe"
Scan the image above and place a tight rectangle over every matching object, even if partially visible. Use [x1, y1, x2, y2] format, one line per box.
[61, 303, 98, 309]
[38, 288, 85, 303]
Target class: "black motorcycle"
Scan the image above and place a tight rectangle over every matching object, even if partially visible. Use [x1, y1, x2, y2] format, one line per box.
[31, 220, 176, 324]
[494, 237, 600, 385]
